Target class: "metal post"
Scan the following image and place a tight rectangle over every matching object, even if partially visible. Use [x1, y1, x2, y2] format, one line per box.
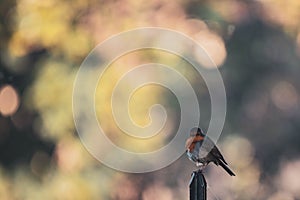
[189, 170, 207, 200]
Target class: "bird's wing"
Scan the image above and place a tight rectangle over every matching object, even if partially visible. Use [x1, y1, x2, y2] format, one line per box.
[200, 137, 228, 165]
[211, 146, 228, 165]
[205, 138, 228, 165]
[198, 136, 215, 158]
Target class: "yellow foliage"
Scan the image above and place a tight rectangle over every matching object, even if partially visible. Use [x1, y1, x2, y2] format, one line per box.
[26, 61, 75, 140]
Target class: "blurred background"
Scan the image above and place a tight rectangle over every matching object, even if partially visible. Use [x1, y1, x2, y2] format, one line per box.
[1, 0, 300, 199]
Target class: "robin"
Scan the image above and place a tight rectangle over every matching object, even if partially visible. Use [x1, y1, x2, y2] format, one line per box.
[185, 127, 235, 176]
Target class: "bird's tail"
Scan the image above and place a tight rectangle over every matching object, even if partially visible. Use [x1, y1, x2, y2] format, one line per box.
[219, 161, 236, 176]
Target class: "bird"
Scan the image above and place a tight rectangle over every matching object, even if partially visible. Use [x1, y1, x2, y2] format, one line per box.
[185, 127, 236, 176]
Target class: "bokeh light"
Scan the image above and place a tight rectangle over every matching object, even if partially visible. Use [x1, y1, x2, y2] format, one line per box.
[0, 85, 20, 116]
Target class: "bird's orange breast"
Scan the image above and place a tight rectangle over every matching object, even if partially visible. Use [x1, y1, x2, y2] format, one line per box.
[185, 135, 204, 152]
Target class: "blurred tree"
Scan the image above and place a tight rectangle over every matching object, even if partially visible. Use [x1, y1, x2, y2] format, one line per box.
[0, 0, 300, 199]
[224, 17, 300, 175]
[0, 0, 54, 170]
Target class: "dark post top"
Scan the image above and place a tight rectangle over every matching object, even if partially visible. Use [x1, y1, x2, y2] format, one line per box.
[189, 170, 207, 200]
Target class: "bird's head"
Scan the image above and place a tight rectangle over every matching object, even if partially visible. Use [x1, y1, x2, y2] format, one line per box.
[190, 127, 205, 137]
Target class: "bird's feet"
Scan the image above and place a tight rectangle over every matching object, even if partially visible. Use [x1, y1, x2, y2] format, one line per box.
[196, 162, 203, 167]
[196, 162, 207, 172]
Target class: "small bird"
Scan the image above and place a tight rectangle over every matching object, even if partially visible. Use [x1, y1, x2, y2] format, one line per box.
[185, 127, 235, 176]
